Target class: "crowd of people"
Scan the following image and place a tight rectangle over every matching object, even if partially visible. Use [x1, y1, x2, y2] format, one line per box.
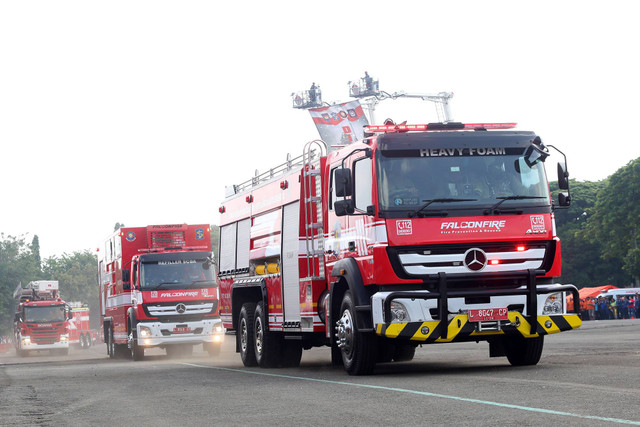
[580, 295, 640, 321]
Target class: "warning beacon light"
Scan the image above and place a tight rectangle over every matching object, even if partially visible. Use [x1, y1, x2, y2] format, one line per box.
[364, 122, 517, 133]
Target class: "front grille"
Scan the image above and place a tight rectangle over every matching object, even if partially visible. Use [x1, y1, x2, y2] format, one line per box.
[389, 241, 555, 282]
[160, 327, 204, 336]
[143, 300, 217, 321]
[31, 327, 60, 344]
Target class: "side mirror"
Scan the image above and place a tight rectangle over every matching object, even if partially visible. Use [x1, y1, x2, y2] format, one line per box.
[335, 168, 352, 197]
[557, 162, 569, 190]
[14, 313, 21, 322]
[558, 192, 571, 207]
[334, 199, 355, 216]
[523, 144, 549, 167]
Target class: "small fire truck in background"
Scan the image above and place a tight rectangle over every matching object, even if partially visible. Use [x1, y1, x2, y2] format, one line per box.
[98, 224, 224, 360]
[68, 301, 92, 349]
[13, 280, 73, 357]
[217, 122, 581, 375]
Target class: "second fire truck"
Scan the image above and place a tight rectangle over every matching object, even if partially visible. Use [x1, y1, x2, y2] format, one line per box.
[217, 122, 581, 375]
[13, 281, 73, 357]
[98, 224, 224, 360]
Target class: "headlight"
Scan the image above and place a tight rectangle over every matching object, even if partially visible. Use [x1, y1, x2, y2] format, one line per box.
[542, 293, 563, 315]
[390, 301, 410, 323]
[212, 324, 224, 334]
[22, 337, 31, 344]
[139, 326, 152, 338]
[60, 334, 69, 342]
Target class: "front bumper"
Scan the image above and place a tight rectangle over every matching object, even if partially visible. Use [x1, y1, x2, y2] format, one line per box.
[18, 337, 70, 350]
[136, 319, 224, 347]
[376, 312, 582, 342]
[371, 270, 581, 342]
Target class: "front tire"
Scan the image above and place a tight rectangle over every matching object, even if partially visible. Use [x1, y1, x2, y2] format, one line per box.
[238, 302, 257, 367]
[336, 291, 377, 375]
[107, 326, 115, 359]
[393, 344, 416, 362]
[504, 335, 544, 366]
[128, 326, 145, 361]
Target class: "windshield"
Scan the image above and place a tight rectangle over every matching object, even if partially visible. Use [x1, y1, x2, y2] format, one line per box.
[140, 259, 215, 290]
[377, 148, 550, 213]
[23, 305, 66, 323]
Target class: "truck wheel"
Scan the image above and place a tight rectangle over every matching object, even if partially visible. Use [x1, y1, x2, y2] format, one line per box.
[280, 340, 302, 368]
[128, 328, 145, 361]
[504, 335, 544, 366]
[85, 333, 91, 348]
[238, 302, 257, 367]
[336, 291, 377, 375]
[393, 344, 416, 362]
[107, 326, 115, 358]
[254, 301, 281, 368]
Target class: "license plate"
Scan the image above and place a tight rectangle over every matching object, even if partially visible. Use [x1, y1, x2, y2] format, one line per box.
[173, 326, 191, 334]
[468, 308, 508, 322]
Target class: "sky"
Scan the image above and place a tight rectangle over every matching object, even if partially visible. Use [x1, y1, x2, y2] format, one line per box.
[1, 0, 639, 259]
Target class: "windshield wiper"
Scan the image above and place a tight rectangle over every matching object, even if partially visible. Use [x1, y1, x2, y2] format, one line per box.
[190, 280, 217, 285]
[484, 195, 547, 215]
[147, 281, 180, 291]
[408, 198, 477, 218]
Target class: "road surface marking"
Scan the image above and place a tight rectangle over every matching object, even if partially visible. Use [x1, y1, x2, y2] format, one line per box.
[181, 363, 640, 425]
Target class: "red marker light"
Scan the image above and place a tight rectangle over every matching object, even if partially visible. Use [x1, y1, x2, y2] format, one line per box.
[516, 245, 526, 252]
[489, 260, 500, 265]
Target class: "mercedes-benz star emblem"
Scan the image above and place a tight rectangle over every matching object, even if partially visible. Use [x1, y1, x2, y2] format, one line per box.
[464, 248, 487, 271]
[175, 303, 186, 314]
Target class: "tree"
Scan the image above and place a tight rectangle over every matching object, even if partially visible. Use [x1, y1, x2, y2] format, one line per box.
[584, 157, 640, 286]
[30, 235, 41, 271]
[0, 234, 42, 335]
[550, 179, 622, 286]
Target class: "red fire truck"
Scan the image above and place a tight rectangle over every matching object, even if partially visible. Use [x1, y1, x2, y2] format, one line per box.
[98, 224, 224, 360]
[13, 281, 73, 357]
[68, 302, 92, 349]
[217, 122, 581, 375]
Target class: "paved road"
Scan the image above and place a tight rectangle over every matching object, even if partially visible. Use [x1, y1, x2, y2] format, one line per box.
[1, 319, 639, 426]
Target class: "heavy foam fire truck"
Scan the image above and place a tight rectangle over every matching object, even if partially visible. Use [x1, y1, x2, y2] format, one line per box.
[13, 281, 73, 357]
[68, 302, 92, 349]
[98, 224, 224, 360]
[217, 121, 581, 375]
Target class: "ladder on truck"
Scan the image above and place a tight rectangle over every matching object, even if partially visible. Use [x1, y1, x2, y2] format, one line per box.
[301, 140, 327, 282]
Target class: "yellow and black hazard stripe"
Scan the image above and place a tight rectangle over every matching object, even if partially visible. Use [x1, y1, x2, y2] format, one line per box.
[376, 312, 581, 343]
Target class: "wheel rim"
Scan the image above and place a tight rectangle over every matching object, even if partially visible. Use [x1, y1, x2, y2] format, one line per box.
[255, 316, 264, 356]
[240, 318, 248, 353]
[335, 309, 354, 358]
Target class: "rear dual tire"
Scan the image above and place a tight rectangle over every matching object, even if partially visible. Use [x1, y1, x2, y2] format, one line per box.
[238, 301, 302, 369]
